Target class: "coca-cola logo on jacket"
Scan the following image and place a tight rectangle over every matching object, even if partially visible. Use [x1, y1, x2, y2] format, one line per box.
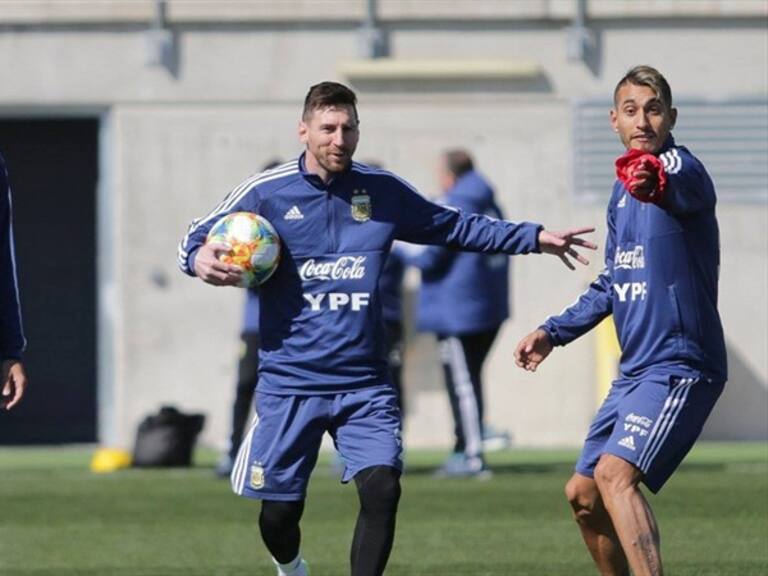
[299, 256, 367, 281]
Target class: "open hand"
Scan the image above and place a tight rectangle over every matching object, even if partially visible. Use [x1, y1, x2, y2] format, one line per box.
[538, 226, 597, 270]
[193, 242, 244, 286]
[514, 329, 553, 373]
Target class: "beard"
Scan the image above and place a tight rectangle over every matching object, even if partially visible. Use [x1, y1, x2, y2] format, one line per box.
[319, 146, 354, 173]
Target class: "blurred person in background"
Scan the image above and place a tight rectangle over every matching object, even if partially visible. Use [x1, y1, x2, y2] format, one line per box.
[0, 152, 27, 411]
[216, 159, 283, 478]
[515, 65, 727, 576]
[179, 81, 595, 576]
[407, 150, 511, 478]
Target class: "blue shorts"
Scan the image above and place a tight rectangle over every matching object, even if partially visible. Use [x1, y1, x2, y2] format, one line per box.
[576, 372, 724, 493]
[230, 386, 403, 501]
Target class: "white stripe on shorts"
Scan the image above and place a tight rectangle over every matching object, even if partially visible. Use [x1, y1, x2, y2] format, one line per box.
[637, 378, 695, 472]
[231, 412, 260, 495]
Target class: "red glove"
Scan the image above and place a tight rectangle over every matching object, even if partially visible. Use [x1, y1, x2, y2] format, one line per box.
[615, 148, 667, 204]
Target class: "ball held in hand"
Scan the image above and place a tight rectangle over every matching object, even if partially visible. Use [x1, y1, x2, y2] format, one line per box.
[206, 212, 281, 287]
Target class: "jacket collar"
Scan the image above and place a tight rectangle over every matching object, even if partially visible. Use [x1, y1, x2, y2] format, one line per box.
[656, 134, 676, 155]
[298, 151, 353, 190]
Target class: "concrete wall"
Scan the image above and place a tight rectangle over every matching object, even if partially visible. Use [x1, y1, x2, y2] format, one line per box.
[0, 1, 765, 449]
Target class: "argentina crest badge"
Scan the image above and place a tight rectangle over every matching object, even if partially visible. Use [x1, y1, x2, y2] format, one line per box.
[351, 190, 371, 222]
[250, 464, 265, 489]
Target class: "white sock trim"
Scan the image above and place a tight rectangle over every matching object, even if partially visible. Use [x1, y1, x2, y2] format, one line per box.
[273, 554, 302, 575]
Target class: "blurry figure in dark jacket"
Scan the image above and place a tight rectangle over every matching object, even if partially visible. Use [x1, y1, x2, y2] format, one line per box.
[408, 150, 511, 478]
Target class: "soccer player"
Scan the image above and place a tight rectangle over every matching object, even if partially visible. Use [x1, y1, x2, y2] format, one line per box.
[0, 152, 28, 410]
[514, 66, 727, 576]
[178, 81, 595, 576]
[408, 150, 511, 477]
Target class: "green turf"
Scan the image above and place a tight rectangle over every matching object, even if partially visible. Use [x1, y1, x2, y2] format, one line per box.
[0, 443, 766, 575]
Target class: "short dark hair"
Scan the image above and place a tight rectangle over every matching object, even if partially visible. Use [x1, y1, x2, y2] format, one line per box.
[444, 149, 474, 178]
[302, 81, 359, 122]
[614, 65, 673, 110]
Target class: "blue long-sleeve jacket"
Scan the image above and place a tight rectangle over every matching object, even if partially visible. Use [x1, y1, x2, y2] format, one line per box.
[541, 137, 727, 382]
[178, 155, 542, 395]
[379, 244, 406, 324]
[408, 170, 509, 335]
[0, 153, 26, 360]
[241, 289, 260, 335]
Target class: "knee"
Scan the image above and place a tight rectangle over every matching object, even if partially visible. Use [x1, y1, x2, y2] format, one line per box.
[594, 455, 639, 497]
[564, 475, 600, 522]
[259, 499, 304, 531]
[356, 466, 401, 514]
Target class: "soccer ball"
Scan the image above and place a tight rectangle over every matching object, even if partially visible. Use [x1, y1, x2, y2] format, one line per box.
[206, 212, 281, 287]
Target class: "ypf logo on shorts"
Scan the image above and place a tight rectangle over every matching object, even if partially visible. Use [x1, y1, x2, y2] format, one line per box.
[623, 412, 653, 437]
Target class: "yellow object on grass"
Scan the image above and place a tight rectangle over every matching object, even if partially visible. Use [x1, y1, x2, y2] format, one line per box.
[90, 448, 132, 473]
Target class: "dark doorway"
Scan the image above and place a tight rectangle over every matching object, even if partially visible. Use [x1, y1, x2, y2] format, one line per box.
[0, 118, 99, 443]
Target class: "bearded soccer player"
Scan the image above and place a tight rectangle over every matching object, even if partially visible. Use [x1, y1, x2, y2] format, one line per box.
[178, 82, 596, 576]
[515, 66, 727, 576]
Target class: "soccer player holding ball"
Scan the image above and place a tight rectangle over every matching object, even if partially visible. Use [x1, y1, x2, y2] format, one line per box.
[514, 66, 727, 576]
[179, 82, 596, 576]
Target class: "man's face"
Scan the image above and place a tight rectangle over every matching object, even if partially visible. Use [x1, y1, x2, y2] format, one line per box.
[610, 83, 677, 154]
[299, 105, 359, 177]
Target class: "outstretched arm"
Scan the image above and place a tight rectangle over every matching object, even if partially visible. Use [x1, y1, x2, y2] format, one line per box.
[514, 195, 620, 372]
[617, 145, 715, 214]
[538, 227, 597, 270]
[394, 180, 596, 268]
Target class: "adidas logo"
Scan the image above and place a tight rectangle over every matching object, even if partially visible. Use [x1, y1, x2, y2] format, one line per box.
[618, 435, 636, 451]
[284, 205, 304, 220]
[617, 194, 627, 208]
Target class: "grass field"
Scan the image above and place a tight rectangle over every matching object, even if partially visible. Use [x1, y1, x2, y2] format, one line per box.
[0, 443, 766, 575]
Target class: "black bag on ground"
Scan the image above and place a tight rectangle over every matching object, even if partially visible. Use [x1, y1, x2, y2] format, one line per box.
[132, 406, 205, 467]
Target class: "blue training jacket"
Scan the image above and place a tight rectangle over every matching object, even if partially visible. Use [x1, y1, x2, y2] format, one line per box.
[244, 245, 403, 334]
[178, 154, 542, 395]
[541, 136, 727, 382]
[378, 243, 406, 324]
[408, 170, 509, 335]
[242, 289, 259, 335]
[0, 153, 25, 360]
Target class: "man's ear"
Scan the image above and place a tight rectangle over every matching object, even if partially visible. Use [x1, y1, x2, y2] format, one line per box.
[669, 107, 678, 130]
[298, 120, 308, 144]
[609, 108, 619, 133]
